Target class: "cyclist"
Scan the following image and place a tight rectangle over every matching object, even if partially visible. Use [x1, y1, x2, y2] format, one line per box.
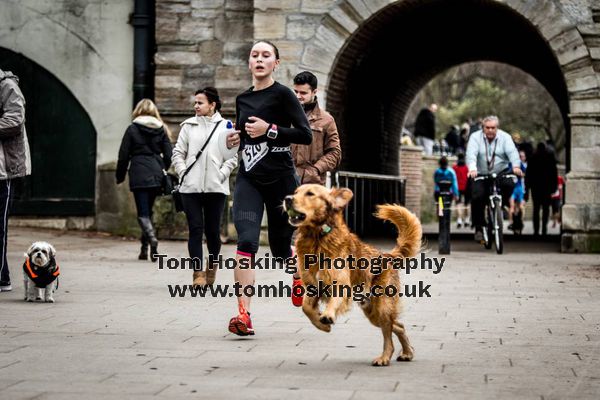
[465, 116, 522, 242]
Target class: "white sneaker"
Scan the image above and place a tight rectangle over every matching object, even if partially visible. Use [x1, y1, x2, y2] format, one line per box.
[0, 284, 12, 292]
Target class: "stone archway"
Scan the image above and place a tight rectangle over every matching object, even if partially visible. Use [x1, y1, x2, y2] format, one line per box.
[0, 48, 97, 215]
[298, 0, 599, 252]
[0, 0, 134, 166]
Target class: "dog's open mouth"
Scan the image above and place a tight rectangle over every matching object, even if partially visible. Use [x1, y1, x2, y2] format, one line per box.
[286, 207, 306, 225]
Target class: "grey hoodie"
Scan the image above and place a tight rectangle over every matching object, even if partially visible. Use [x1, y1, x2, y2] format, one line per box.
[0, 69, 32, 179]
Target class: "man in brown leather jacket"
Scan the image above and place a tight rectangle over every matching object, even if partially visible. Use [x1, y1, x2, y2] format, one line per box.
[291, 71, 341, 185]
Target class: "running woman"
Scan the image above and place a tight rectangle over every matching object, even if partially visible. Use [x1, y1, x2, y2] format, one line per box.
[228, 41, 312, 336]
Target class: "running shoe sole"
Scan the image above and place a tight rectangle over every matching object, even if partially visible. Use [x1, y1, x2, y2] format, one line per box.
[228, 318, 254, 336]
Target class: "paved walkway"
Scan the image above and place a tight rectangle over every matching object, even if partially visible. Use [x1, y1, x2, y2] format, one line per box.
[0, 228, 599, 399]
[422, 220, 561, 236]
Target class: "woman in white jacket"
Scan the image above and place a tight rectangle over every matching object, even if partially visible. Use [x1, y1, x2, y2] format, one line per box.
[172, 87, 238, 287]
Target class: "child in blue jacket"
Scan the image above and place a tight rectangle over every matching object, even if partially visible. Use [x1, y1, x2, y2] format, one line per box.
[434, 156, 459, 201]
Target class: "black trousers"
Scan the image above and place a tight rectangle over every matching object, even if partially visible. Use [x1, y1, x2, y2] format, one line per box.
[181, 192, 226, 269]
[233, 173, 298, 258]
[532, 193, 551, 235]
[0, 179, 12, 285]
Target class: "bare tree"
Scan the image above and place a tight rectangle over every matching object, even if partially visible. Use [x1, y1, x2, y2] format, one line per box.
[406, 61, 565, 162]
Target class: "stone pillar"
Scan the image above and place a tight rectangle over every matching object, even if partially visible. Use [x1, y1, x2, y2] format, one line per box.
[557, 22, 600, 252]
[561, 114, 600, 252]
[399, 146, 423, 218]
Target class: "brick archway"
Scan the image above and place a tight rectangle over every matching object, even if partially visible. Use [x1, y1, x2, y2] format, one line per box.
[301, 0, 594, 173]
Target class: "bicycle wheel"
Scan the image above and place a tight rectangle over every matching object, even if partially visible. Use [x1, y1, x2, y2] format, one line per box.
[484, 205, 493, 250]
[494, 199, 504, 254]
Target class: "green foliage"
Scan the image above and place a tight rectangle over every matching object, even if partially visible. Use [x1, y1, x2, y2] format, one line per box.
[438, 77, 544, 141]
[408, 62, 565, 162]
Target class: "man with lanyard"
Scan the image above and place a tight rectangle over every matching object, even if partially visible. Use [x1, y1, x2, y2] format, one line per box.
[466, 116, 521, 242]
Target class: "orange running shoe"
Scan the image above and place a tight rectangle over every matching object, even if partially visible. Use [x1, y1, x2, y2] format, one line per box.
[228, 302, 254, 336]
[292, 277, 303, 307]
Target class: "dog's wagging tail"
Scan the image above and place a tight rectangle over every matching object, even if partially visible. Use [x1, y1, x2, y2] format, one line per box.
[375, 204, 422, 259]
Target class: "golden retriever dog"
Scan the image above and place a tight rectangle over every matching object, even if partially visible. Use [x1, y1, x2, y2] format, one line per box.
[284, 184, 422, 366]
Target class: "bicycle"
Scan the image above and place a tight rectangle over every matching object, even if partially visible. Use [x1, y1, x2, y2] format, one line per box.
[473, 172, 516, 254]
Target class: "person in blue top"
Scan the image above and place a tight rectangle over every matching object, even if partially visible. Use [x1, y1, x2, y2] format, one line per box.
[508, 150, 527, 230]
[433, 156, 459, 202]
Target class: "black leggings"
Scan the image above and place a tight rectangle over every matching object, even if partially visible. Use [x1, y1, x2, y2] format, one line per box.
[181, 193, 226, 267]
[233, 173, 298, 258]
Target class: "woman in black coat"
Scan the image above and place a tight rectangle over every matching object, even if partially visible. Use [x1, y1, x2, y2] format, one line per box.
[116, 99, 173, 260]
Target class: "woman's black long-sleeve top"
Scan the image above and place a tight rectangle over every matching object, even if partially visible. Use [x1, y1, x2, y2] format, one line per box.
[236, 81, 312, 180]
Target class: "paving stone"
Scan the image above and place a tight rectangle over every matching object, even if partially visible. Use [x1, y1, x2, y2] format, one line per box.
[6, 377, 170, 395]
[161, 386, 353, 399]
[0, 228, 599, 399]
[0, 391, 45, 400]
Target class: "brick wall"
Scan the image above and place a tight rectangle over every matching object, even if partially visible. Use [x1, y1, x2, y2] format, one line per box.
[399, 146, 423, 218]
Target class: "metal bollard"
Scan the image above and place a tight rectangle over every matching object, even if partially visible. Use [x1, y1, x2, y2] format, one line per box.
[437, 181, 453, 255]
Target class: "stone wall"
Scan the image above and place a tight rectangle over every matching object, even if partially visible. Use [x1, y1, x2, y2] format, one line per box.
[2, 0, 596, 252]
[155, 0, 254, 136]
[154, 0, 340, 135]
[0, 0, 136, 235]
[559, 16, 600, 252]
[96, 163, 191, 240]
[153, 0, 600, 252]
[0, 0, 134, 166]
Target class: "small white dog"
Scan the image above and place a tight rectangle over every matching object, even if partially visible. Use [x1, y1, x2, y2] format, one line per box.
[23, 241, 59, 303]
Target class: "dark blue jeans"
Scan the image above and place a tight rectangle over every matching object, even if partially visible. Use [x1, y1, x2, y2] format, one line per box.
[0, 179, 12, 285]
[132, 188, 161, 218]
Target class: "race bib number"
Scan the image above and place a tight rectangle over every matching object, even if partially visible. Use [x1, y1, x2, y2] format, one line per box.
[242, 142, 269, 172]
